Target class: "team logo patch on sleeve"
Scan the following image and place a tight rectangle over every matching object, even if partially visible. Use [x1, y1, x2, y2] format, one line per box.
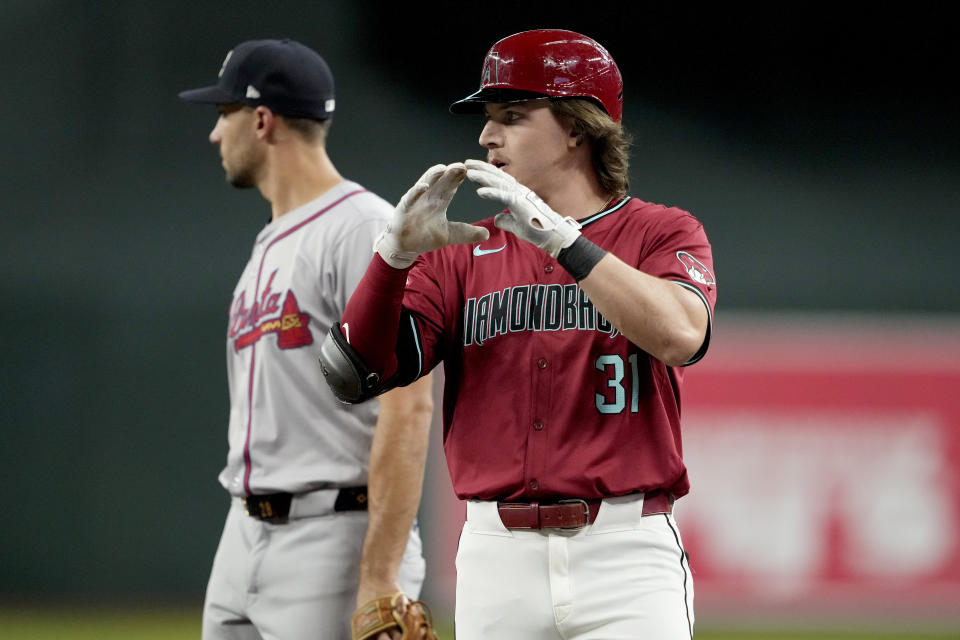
[676, 251, 715, 285]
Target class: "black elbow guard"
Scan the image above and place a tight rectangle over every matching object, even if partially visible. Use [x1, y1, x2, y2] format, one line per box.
[318, 323, 395, 404]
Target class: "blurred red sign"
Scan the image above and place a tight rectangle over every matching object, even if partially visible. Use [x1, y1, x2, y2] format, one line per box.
[681, 317, 960, 623]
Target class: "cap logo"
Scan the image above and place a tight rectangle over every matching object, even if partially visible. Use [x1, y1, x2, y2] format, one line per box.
[218, 50, 233, 78]
[324, 99, 336, 113]
[481, 50, 501, 87]
[246, 85, 261, 99]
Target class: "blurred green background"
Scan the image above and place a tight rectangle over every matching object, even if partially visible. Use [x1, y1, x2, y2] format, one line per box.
[1, 1, 958, 637]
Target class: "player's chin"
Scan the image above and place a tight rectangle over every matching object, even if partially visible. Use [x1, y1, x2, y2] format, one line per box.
[226, 168, 257, 189]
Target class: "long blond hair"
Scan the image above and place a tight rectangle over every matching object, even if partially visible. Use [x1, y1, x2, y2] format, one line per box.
[549, 99, 631, 196]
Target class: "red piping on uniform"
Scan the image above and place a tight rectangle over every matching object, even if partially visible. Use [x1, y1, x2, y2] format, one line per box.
[242, 189, 367, 495]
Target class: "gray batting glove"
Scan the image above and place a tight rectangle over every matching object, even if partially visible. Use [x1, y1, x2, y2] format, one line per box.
[375, 163, 490, 269]
[464, 159, 581, 258]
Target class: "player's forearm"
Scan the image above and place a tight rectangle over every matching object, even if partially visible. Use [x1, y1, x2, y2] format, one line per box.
[579, 253, 708, 366]
[357, 376, 434, 604]
[341, 254, 411, 379]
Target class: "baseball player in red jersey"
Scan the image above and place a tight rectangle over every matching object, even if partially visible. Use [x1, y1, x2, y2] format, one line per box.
[320, 29, 716, 639]
[179, 39, 434, 640]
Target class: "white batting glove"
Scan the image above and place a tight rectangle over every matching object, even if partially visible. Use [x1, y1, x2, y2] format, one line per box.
[464, 159, 581, 258]
[375, 163, 490, 269]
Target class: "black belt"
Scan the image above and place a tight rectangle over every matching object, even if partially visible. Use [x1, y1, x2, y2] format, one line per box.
[242, 486, 368, 524]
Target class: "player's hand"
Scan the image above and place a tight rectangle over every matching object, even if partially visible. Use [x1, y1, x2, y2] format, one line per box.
[464, 158, 581, 258]
[375, 163, 490, 269]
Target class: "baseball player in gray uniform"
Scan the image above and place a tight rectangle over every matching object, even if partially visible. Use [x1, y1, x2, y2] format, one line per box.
[179, 39, 433, 640]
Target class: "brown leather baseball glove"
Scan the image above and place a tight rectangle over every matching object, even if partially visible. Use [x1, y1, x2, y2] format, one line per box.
[351, 592, 438, 640]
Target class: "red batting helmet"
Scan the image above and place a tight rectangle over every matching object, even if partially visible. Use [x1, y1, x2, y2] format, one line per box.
[450, 29, 623, 123]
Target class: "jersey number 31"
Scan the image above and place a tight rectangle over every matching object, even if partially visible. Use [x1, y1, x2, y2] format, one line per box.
[595, 354, 642, 414]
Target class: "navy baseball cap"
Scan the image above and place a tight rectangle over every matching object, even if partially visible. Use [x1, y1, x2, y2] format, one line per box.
[179, 39, 335, 120]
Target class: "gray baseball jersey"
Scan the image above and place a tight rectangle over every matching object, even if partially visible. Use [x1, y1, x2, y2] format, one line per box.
[222, 180, 390, 495]
[204, 180, 426, 640]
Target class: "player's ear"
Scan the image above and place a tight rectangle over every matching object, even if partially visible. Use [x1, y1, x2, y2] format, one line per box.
[253, 106, 275, 139]
[560, 114, 583, 148]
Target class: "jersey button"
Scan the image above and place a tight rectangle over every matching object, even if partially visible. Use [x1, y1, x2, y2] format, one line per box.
[544, 264, 554, 273]
[537, 358, 547, 369]
[533, 421, 543, 431]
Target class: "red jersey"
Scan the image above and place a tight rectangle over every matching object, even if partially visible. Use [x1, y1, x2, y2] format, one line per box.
[402, 197, 717, 501]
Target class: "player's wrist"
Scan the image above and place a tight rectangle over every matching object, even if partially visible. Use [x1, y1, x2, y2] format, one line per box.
[356, 581, 400, 608]
[374, 227, 419, 269]
[547, 216, 582, 257]
[557, 236, 607, 281]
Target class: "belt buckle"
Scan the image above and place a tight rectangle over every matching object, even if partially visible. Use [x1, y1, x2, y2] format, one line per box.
[557, 498, 590, 530]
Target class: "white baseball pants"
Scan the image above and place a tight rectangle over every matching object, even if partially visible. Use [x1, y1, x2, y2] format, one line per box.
[455, 494, 694, 639]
